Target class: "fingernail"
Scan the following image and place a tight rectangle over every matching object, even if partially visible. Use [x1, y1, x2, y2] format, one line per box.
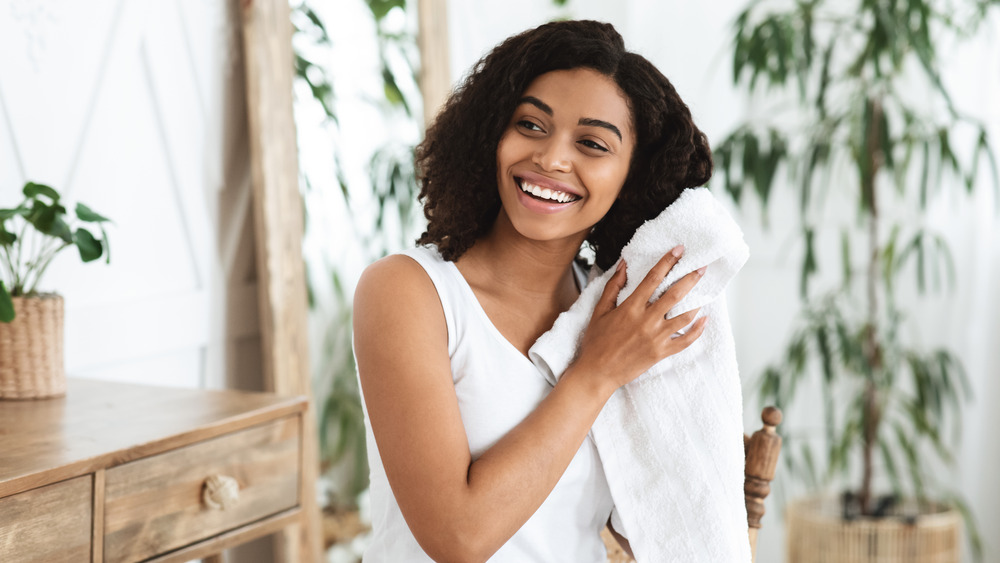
[671, 244, 684, 258]
[616, 260, 626, 273]
[697, 266, 707, 276]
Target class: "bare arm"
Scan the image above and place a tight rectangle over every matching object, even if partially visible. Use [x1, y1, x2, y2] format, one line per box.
[354, 252, 705, 563]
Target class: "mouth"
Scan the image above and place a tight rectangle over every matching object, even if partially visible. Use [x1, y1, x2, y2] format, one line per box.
[515, 177, 582, 204]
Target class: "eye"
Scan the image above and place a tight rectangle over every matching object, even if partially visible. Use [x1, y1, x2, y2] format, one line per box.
[516, 119, 544, 133]
[579, 139, 609, 153]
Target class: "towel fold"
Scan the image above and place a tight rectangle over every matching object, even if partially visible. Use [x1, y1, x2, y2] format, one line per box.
[528, 187, 751, 562]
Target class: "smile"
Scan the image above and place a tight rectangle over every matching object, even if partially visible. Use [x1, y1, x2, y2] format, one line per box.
[516, 178, 581, 204]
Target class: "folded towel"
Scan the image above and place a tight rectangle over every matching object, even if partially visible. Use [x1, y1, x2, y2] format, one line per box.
[528, 187, 751, 562]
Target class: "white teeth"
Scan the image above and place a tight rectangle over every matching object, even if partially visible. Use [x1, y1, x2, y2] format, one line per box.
[520, 181, 576, 203]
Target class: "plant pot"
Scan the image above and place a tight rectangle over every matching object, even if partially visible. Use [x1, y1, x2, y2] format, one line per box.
[786, 495, 961, 563]
[0, 294, 65, 399]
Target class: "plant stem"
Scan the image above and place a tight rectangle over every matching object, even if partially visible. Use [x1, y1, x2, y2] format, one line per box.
[860, 96, 885, 516]
[0, 244, 15, 287]
[24, 240, 70, 295]
[13, 219, 29, 292]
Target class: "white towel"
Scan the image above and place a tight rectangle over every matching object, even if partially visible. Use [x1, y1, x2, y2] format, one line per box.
[528, 187, 751, 562]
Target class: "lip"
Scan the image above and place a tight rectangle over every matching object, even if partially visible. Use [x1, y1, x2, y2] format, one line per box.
[513, 182, 579, 214]
[515, 170, 584, 199]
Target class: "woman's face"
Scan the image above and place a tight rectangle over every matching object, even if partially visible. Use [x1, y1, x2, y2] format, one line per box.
[495, 67, 635, 244]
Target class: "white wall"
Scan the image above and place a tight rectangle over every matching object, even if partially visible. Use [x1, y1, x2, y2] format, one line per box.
[0, 0, 261, 392]
[1, 2, 265, 559]
[445, 2, 1000, 562]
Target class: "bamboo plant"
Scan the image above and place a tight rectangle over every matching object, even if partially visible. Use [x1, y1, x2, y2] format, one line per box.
[716, 0, 998, 545]
[0, 182, 111, 322]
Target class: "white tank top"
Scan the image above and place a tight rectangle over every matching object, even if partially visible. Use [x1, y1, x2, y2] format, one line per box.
[360, 245, 615, 562]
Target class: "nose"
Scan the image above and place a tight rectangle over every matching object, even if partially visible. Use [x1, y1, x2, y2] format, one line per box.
[531, 136, 572, 173]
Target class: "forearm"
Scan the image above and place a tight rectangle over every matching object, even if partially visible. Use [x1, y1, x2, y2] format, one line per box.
[421, 365, 613, 561]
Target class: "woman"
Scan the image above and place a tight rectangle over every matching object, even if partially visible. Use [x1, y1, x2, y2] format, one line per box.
[354, 20, 713, 563]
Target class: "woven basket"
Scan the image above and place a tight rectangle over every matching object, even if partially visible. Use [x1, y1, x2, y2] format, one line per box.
[787, 496, 961, 563]
[0, 294, 66, 399]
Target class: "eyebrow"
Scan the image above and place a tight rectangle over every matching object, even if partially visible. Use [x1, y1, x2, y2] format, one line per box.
[517, 96, 623, 141]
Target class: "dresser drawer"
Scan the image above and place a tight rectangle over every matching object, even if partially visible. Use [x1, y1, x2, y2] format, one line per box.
[103, 415, 300, 562]
[0, 475, 93, 562]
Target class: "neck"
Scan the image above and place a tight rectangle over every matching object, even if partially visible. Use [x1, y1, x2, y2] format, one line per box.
[459, 210, 586, 299]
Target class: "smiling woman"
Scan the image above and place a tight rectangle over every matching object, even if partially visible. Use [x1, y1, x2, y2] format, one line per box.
[497, 68, 634, 243]
[353, 20, 714, 563]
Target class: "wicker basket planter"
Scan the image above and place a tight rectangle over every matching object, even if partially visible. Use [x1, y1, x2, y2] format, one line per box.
[0, 294, 65, 399]
[787, 495, 961, 563]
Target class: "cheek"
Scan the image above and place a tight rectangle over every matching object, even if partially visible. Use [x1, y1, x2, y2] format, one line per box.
[496, 129, 521, 169]
[589, 164, 630, 202]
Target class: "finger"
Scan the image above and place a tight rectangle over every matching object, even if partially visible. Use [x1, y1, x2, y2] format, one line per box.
[629, 245, 684, 308]
[594, 259, 627, 316]
[665, 315, 709, 352]
[651, 265, 706, 316]
[663, 307, 701, 333]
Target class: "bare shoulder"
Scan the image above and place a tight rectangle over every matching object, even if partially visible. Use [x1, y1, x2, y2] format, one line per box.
[353, 253, 448, 372]
[354, 253, 441, 319]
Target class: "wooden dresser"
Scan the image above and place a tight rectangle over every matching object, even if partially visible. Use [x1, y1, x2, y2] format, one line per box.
[0, 378, 308, 562]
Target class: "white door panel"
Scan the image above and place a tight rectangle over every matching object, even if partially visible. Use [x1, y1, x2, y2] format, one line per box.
[2, 0, 261, 394]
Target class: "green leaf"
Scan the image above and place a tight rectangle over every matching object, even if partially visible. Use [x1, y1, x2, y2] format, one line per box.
[75, 203, 111, 223]
[366, 0, 406, 22]
[919, 139, 931, 209]
[759, 366, 782, 405]
[879, 105, 894, 171]
[840, 230, 852, 289]
[816, 325, 834, 385]
[801, 138, 829, 213]
[883, 224, 900, 296]
[28, 203, 73, 243]
[0, 205, 30, 221]
[815, 41, 833, 118]
[732, 6, 753, 84]
[52, 218, 73, 243]
[73, 228, 103, 262]
[973, 127, 999, 208]
[0, 281, 14, 322]
[893, 421, 925, 499]
[799, 227, 817, 299]
[716, 133, 744, 204]
[23, 182, 60, 201]
[859, 98, 876, 212]
[0, 223, 16, 246]
[302, 6, 330, 43]
[939, 128, 962, 182]
[916, 233, 926, 293]
[98, 224, 111, 264]
[910, 29, 957, 117]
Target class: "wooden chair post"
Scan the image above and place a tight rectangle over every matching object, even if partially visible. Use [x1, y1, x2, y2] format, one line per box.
[744, 406, 782, 563]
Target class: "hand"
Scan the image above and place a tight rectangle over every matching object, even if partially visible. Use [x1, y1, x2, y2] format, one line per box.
[572, 246, 708, 393]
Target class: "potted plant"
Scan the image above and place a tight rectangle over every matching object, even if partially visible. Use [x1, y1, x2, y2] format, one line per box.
[715, 0, 998, 561]
[1, 182, 111, 399]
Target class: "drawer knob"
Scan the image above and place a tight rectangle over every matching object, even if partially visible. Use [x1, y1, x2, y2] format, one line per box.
[202, 474, 241, 510]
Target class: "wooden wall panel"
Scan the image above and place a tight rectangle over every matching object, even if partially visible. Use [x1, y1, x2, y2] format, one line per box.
[239, 0, 322, 561]
[418, 0, 452, 127]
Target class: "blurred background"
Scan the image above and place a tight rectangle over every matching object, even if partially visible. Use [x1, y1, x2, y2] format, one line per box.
[2, 0, 998, 562]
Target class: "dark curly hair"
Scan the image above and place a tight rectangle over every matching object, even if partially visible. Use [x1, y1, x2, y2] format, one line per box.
[415, 20, 712, 270]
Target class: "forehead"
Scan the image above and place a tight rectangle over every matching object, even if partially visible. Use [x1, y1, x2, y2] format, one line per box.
[520, 68, 633, 138]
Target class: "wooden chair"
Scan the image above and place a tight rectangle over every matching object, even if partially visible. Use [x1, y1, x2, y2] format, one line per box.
[602, 406, 783, 563]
